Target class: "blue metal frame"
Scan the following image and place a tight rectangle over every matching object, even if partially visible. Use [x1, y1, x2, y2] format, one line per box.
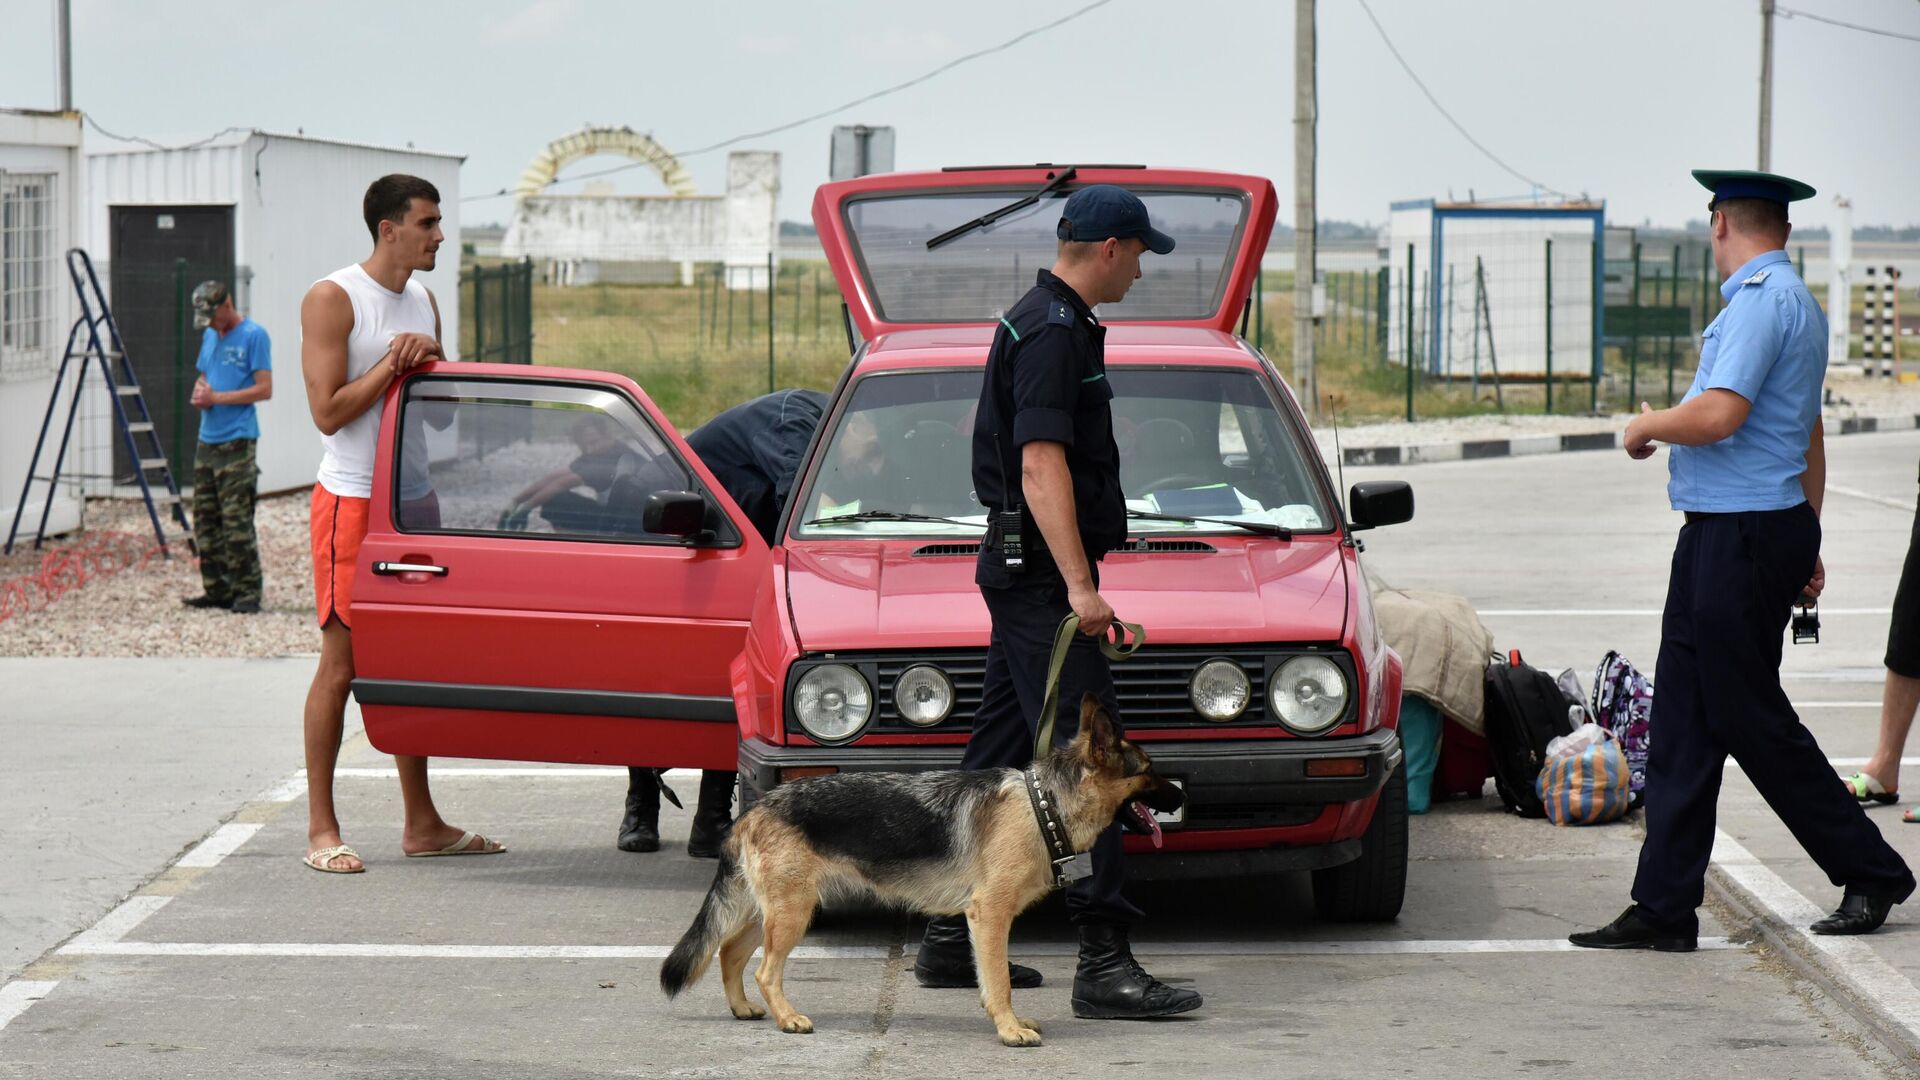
[1421, 205, 1608, 379]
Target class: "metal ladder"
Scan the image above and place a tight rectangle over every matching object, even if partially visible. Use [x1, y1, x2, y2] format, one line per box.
[5, 248, 193, 557]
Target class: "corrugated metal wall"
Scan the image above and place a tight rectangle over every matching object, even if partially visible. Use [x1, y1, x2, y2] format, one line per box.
[83, 133, 463, 494]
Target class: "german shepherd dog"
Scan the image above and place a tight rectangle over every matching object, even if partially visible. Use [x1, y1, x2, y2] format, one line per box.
[660, 693, 1185, 1047]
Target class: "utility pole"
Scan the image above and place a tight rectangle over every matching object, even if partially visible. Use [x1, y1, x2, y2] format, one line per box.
[57, 0, 72, 111]
[1757, 0, 1774, 170]
[1293, 0, 1318, 415]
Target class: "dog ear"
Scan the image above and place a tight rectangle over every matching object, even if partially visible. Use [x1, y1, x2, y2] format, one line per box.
[1078, 692, 1121, 761]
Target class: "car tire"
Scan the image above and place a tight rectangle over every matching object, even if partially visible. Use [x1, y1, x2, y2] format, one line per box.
[1311, 763, 1408, 923]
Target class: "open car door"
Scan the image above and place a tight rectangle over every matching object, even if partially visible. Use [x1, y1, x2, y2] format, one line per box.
[812, 164, 1278, 341]
[349, 363, 767, 769]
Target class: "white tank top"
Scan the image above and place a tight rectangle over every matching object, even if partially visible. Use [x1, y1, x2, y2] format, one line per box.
[312, 263, 438, 499]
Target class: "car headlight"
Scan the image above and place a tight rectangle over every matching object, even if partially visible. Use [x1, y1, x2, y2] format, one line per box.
[894, 665, 954, 727]
[1189, 659, 1250, 722]
[1270, 655, 1348, 734]
[794, 664, 873, 743]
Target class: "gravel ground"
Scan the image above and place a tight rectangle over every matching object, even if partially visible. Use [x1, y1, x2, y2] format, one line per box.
[0, 491, 319, 659]
[4, 371, 1911, 659]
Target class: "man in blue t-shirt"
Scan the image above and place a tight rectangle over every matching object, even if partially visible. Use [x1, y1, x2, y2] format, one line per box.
[183, 281, 273, 613]
[1571, 171, 1914, 953]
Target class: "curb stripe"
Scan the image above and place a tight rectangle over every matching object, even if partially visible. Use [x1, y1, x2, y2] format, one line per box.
[0, 981, 58, 1032]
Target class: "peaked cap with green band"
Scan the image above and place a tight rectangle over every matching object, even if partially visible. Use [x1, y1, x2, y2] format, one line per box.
[1692, 169, 1817, 206]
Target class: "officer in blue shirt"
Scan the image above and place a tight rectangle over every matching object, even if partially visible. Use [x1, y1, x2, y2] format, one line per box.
[1572, 170, 1915, 951]
[182, 281, 273, 613]
[911, 185, 1203, 1021]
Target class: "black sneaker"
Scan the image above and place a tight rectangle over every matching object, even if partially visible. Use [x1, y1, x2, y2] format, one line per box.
[182, 595, 229, 610]
[228, 599, 261, 614]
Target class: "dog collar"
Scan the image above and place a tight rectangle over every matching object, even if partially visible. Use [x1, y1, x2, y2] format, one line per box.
[1024, 765, 1092, 888]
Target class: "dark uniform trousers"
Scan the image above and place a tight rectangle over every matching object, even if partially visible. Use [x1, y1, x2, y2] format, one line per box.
[964, 570, 1144, 927]
[1632, 503, 1916, 927]
[191, 438, 262, 606]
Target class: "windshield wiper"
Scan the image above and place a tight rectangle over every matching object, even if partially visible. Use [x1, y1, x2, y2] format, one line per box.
[1128, 508, 1293, 539]
[803, 510, 987, 529]
[925, 167, 1078, 251]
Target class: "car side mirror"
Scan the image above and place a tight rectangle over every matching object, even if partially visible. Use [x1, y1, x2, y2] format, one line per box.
[1349, 480, 1413, 531]
[643, 491, 710, 539]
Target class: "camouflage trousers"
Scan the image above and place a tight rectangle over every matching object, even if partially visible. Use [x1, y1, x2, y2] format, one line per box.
[191, 438, 262, 606]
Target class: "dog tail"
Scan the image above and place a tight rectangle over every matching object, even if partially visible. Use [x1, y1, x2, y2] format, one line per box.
[660, 846, 751, 998]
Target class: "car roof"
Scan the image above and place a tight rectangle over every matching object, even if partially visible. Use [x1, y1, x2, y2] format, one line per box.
[851, 324, 1267, 374]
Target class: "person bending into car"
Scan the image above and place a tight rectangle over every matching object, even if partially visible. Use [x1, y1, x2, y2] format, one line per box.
[1570, 169, 1913, 948]
[295, 174, 502, 874]
[920, 184, 1202, 1019]
[614, 389, 829, 857]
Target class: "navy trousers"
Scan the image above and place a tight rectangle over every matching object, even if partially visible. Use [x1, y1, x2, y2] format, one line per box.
[967, 575, 1143, 926]
[1631, 504, 1915, 928]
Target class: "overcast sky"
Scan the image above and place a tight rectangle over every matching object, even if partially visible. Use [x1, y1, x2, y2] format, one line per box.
[4, 0, 1917, 236]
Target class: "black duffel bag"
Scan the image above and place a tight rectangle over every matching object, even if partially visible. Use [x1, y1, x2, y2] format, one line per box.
[1484, 650, 1579, 818]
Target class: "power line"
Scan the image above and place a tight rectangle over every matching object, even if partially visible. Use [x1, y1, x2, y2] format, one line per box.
[462, 0, 1116, 204]
[1777, 4, 1920, 43]
[84, 114, 250, 152]
[1353, 0, 1571, 200]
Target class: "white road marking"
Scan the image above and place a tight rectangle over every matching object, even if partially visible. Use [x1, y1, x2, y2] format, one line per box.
[1828, 484, 1918, 513]
[1477, 608, 1890, 617]
[59, 937, 1736, 960]
[176, 824, 263, 868]
[1829, 758, 1920, 768]
[257, 772, 307, 803]
[66, 896, 173, 950]
[0, 981, 58, 1033]
[1793, 702, 1883, 708]
[1712, 830, 1920, 1045]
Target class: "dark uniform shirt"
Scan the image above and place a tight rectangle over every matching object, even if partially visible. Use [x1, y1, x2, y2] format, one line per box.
[971, 269, 1125, 588]
[686, 388, 828, 545]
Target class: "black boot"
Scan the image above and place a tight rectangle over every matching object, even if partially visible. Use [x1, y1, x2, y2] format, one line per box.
[617, 768, 661, 853]
[686, 771, 737, 859]
[912, 915, 1044, 989]
[1071, 922, 1202, 1019]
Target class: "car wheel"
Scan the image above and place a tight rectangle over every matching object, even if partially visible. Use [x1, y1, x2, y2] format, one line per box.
[1311, 763, 1408, 922]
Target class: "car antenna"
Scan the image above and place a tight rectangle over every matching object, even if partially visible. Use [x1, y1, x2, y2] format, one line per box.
[1327, 392, 1354, 536]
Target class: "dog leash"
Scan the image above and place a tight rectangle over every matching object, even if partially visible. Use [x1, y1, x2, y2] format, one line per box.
[1031, 612, 1145, 760]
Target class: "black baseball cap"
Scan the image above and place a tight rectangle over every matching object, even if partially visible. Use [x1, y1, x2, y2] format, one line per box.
[1056, 185, 1176, 254]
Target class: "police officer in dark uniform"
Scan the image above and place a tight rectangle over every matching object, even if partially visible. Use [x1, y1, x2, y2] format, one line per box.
[1571, 169, 1915, 951]
[910, 185, 1203, 1020]
[617, 389, 829, 856]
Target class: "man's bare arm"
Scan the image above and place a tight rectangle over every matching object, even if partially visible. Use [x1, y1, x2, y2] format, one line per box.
[1801, 419, 1825, 517]
[300, 282, 395, 436]
[1022, 440, 1114, 637]
[210, 369, 273, 406]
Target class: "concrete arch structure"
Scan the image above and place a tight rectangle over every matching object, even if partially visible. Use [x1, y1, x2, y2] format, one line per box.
[513, 125, 697, 199]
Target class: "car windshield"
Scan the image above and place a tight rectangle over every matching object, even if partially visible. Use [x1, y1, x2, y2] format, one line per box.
[792, 367, 1333, 539]
[843, 188, 1249, 324]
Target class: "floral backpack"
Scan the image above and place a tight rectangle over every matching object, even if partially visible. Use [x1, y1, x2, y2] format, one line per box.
[1590, 651, 1653, 805]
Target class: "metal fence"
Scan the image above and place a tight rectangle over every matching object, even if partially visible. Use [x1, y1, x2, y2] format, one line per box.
[461, 257, 535, 366]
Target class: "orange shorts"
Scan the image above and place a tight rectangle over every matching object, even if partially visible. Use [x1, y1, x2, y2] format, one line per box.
[311, 485, 370, 629]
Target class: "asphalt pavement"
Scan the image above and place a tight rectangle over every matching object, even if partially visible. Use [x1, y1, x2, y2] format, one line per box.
[3, 429, 1919, 1078]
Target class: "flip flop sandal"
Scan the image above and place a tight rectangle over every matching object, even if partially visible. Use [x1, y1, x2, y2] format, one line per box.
[405, 830, 506, 857]
[1904, 807, 1920, 824]
[303, 844, 365, 874]
[1843, 772, 1899, 805]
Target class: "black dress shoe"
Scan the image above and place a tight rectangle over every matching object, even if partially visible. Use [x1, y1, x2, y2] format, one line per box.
[913, 916, 1043, 989]
[1568, 905, 1698, 952]
[1810, 892, 1896, 936]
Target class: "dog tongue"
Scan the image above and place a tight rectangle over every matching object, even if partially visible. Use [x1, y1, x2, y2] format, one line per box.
[1133, 801, 1163, 849]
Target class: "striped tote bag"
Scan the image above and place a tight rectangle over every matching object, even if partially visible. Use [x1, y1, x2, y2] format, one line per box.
[1534, 739, 1633, 826]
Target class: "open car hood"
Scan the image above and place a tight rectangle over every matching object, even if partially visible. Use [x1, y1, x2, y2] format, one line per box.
[812, 165, 1278, 341]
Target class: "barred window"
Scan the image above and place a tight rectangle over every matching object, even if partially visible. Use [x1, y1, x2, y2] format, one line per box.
[2, 172, 58, 381]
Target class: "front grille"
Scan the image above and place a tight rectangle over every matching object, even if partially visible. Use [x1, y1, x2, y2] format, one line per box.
[798, 646, 1307, 736]
[909, 539, 1217, 558]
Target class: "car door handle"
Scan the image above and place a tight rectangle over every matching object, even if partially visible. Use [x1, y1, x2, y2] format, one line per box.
[372, 561, 448, 577]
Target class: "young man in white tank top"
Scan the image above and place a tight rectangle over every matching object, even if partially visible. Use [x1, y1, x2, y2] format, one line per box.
[295, 174, 503, 873]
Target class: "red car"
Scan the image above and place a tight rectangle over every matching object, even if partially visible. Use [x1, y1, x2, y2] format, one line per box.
[353, 165, 1415, 919]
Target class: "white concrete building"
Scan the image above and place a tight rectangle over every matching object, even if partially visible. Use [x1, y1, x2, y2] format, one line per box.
[0, 108, 84, 544]
[83, 130, 463, 495]
[502, 138, 779, 290]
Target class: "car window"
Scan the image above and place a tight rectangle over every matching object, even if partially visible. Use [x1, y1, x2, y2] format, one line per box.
[843, 188, 1249, 324]
[792, 366, 1331, 538]
[393, 377, 714, 544]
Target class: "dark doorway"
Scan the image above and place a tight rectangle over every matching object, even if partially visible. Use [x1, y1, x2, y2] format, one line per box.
[108, 205, 236, 479]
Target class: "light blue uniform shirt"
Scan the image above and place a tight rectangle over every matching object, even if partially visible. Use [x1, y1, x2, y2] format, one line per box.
[1667, 250, 1826, 512]
[195, 319, 271, 444]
